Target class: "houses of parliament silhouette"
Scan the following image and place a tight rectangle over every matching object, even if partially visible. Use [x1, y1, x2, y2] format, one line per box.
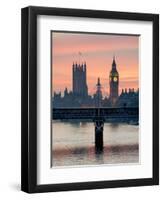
[72, 62, 88, 97]
[53, 56, 139, 108]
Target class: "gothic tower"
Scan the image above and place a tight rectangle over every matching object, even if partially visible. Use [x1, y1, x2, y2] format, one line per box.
[95, 77, 102, 107]
[72, 62, 88, 97]
[109, 56, 119, 106]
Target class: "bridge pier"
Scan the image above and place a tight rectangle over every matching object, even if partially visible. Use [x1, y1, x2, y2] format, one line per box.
[94, 119, 104, 152]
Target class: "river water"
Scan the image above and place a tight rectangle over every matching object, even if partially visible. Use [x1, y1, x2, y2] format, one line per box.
[52, 121, 139, 167]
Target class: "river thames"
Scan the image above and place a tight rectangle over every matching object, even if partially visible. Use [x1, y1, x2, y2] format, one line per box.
[52, 121, 139, 167]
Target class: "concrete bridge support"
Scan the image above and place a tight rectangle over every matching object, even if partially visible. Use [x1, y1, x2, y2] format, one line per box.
[94, 119, 104, 152]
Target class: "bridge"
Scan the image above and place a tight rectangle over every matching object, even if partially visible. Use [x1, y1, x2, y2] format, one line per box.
[53, 107, 139, 123]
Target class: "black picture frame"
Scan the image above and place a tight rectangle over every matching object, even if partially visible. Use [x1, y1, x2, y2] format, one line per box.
[21, 6, 159, 193]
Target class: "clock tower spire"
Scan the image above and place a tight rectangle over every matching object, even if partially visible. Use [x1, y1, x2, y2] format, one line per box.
[109, 55, 119, 106]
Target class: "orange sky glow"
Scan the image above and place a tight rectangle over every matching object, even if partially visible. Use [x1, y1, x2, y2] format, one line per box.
[52, 32, 139, 97]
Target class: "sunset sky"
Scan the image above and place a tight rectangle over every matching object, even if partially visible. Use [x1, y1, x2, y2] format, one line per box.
[52, 32, 139, 97]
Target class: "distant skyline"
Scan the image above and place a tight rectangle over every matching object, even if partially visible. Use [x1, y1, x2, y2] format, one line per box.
[52, 32, 139, 97]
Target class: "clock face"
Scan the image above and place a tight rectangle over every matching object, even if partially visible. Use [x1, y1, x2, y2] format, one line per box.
[113, 77, 118, 82]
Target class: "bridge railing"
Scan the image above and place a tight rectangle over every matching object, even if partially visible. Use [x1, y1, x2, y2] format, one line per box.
[52, 107, 139, 121]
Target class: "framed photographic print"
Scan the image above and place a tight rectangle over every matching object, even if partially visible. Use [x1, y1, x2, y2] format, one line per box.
[21, 6, 159, 193]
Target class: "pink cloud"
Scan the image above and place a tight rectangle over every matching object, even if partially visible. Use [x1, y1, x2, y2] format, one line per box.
[52, 32, 139, 96]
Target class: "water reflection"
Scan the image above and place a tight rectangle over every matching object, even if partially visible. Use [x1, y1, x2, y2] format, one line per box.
[109, 123, 119, 129]
[52, 121, 139, 167]
[95, 148, 104, 164]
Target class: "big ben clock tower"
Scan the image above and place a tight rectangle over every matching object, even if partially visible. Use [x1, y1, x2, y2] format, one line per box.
[109, 56, 119, 106]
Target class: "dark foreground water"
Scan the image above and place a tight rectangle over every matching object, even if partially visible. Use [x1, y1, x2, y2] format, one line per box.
[52, 121, 139, 167]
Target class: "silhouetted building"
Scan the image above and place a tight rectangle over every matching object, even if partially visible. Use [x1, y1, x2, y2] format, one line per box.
[72, 62, 88, 97]
[94, 78, 103, 107]
[109, 56, 119, 106]
[117, 88, 139, 107]
[52, 55, 139, 109]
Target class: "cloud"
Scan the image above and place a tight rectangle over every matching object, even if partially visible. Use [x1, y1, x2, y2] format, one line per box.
[52, 32, 139, 95]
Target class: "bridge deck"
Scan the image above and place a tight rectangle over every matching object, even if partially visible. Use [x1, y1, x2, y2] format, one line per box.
[53, 107, 139, 122]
